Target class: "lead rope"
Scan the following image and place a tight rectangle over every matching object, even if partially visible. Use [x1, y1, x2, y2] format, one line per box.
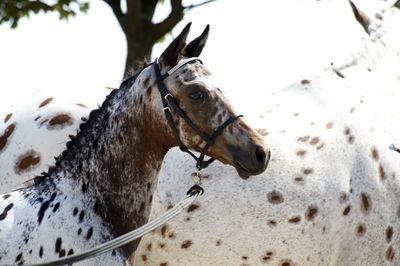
[25, 181, 204, 266]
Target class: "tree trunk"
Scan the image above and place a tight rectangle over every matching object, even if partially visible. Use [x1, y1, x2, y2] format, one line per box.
[124, 34, 153, 77]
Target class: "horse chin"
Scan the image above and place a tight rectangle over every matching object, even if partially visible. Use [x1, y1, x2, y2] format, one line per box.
[233, 162, 252, 180]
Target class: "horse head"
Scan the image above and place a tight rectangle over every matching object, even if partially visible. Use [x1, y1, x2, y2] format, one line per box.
[153, 23, 270, 178]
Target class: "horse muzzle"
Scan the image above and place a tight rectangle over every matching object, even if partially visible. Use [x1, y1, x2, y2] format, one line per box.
[227, 144, 270, 179]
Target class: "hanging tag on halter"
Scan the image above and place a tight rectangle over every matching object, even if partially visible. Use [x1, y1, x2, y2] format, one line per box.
[191, 172, 203, 186]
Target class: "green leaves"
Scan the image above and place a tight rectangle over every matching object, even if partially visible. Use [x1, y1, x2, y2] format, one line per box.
[0, 0, 90, 28]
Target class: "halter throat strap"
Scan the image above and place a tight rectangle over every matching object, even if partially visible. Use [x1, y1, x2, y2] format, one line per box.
[153, 57, 242, 170]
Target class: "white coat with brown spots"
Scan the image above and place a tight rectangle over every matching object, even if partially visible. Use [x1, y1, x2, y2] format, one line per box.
[1, 4, 400, 266]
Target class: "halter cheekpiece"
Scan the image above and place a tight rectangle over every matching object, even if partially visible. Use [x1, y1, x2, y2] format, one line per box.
[153, 57, 242, 170]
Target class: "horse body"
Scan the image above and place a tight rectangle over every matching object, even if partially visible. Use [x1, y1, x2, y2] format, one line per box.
[0, 25, 269, 265]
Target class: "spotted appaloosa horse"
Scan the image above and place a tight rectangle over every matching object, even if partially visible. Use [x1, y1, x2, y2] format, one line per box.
[0, 24, 269, 265]
[1, 3, 400, 266]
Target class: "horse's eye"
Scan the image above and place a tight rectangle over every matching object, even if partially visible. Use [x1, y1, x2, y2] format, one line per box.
[189, 91, 204, 102]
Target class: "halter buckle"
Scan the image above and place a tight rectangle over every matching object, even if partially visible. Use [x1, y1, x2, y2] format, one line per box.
[164, 93, 172, 101]
[163, 107, 171, 111]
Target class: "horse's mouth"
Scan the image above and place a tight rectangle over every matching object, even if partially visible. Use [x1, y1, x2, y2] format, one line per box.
[234, 161, 252, 179]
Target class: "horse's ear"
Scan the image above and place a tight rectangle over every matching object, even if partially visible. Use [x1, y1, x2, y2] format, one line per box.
[159, 23, 191, 71]
[183, 25, 210, 58]
[348, 0, 371, 34]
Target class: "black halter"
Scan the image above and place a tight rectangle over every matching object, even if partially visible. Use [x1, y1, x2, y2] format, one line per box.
[153, 58, 242, 170]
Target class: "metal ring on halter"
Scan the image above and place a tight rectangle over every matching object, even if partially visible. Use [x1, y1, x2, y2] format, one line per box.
[163, 107, 171, 111]
[164, 93, 172, 100]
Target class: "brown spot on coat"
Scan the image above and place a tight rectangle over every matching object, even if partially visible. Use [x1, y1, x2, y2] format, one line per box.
[386, 226, 393, 243]
[296, 150, 307, 156]
[335, 71, 345, 78]
[4, 113, 12, 123]
[39, 97, 53, 108]
[371, 147, 379, 161]
[288, 216, 301, 224]
[47, 114, 73, 129]
[267, 220, 277, 227]
[280, 259, 295, 266]
[146, 243, 152, 251]
[0, 123, 15, 151]
[297, 136, 310, 142]
[305, 205, 318, 221]
[76, 103, 87, 108]
[141, 254, 147, 261]
[316, 143, 324, 150]
[326, 122, 334, 129]
[15, 150, 41, 174]
[309, 137, 319, 145]
[216, 240, 222, 246]
[294, 176, 304, 183]
[356, 223, 366, 236]
[301, 79, 310, 85]
[34, 116, 41, 121]
[267, 190, 284, 204]
[343, 205, 351, 216]
[187, 204, 200, 212]
[161, 225, 168, 237]
[181, 240, 192, 249]
[360, 192, 371, 214]
[386, 246, 395, 261]
[293, 112, 300, 116]
[379, 164, 386, 180]
[303, 168, 313, 175]
[160, 263, 168, 266]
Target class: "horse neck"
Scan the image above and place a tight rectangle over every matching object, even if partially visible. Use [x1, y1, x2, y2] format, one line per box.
[49, 66, 174, 254]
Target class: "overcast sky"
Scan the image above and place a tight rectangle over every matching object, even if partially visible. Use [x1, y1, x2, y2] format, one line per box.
[0, 0, 394, 111]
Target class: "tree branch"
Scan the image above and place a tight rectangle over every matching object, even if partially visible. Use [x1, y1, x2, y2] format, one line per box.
[153, 0, 184, 41]
[103, 0, 123, 18]
[184, 0, 217, 10]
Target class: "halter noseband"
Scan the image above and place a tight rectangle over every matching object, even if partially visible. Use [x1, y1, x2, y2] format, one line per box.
[153, 57, 242, 170]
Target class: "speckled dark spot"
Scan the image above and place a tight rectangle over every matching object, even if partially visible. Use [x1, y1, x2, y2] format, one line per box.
[4, 113, 12, 123]
[39, 246, 43, 257]
[141, 254, 147, 261]
[39, 97, 53, 108]
[267, 219, 277, 227]
[79, 210, 85, 221]
[216, 240, 222, 246]
[2, 194, 11, 200]
[386, 246, 395, 261]
[73, 208, 78, 216]
[86, 227, 93, 240]
[59, 249, 66, 257]
[267, 190, 284, 204]
[0, 123, 16, 152]
[379, 164, 386, 180]
[305, 205, 318, 221]
[356, 223, 366, 237]
[303, 168, 313, 175]
[15, 253, 22, 262]
[309, 137, 319, 145]
[0, 203, 13, 220]
[297, 136, 310, 142]
[187, 204, 200, 212]
[15, 150, 41, 174]
[288, 216, 301, 224]
[343, 205, 351, 216]
[159, 263, 168, 266]
[296, 150, 307, 156]
[77, 228, 82, 235]
[52, 202, 60, 212]
[181, 240, 192, 249]
[360, 192, 371, 214]
[326, 122, 334, 129]
[386, 226, 393, 243]
[371, 147, 379, 161]
[38, 193, 56, 224]
[161, 225, 168, 238]
[55, 237, 62, 253]
[301, 79, 310, 85]
[67, 249, 74, 256]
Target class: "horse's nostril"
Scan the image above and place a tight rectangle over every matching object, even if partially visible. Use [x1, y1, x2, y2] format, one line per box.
[255, 146, 266, 165]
